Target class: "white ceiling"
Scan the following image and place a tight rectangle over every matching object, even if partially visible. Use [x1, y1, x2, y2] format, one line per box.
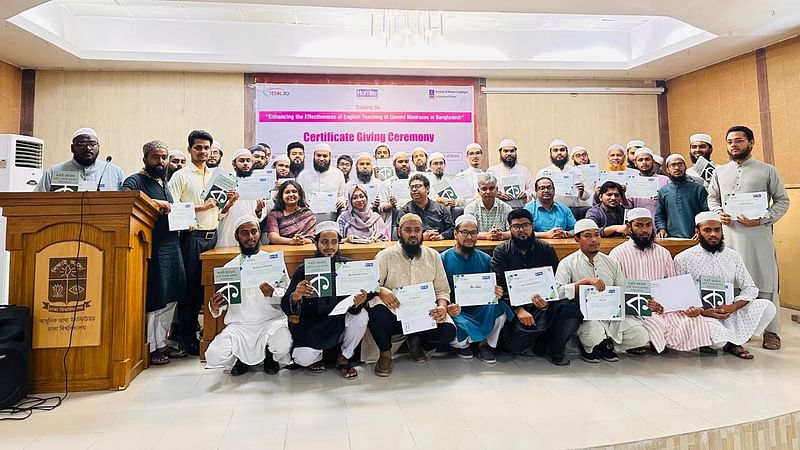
[0, 0, 799, 79]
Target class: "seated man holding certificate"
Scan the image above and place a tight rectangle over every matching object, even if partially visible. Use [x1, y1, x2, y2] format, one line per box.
[556, 219, 649, 363]
[490, 209, 582, 366]
[674, 212, 776, 359]
[368, 213, 457, 377]
[282, 222, 371, 379]
[524, 176, 576, 239]
[441, 214, 513, 363]
[206, 216, 292, 376]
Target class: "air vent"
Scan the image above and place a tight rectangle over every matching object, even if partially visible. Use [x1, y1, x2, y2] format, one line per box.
[15, 140, 43, 169]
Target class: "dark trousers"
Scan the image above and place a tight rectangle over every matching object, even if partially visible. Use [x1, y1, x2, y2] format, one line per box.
[502, 299, 582, 356]
[368, 304, 456, 352]
[177, 230, 217, 342]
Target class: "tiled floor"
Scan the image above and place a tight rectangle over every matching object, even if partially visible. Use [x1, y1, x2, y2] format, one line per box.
[3, 309, 800, 450]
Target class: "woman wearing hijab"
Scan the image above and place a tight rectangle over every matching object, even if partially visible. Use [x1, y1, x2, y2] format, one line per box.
[337, 184, 388, 243]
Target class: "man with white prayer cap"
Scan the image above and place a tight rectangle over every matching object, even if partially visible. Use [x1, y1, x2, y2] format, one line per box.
[216, 148, 271, 248]
[673, 211, 778, 358]
[556, 218, 650, 363]
[570, 145, 591, 166]
[296, 142, 347, 222]
[272, 154, 291, 179]
[606, 144, 627, 171]
[411, 146, 429, 173]
[686, 133, 715, 184]
[426, 151, 461, 208]
[441, 214, 513, 363]
[167, 148, 187, 181]
[345, 152, 393, 221]
[373, 143, 392, 180]
[282, 221, 371, 379]
[459, 143, 485, 197]
[206, 215, 292, 376]
[487, 138, 534, 208]
[383, 151, 413, 210]
[35, 127, 125, 192]
[207, 140, 223, 168]
[629, 147, 671, 216]
[625, 139, 645, 169]
[535, 139, 591, 208]
[655, 153, 709, 238]
[652, 154, 664, 174]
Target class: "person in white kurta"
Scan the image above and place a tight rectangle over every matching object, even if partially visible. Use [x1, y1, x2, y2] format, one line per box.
[674, 212, 777, 359]
[706, 126, 789, 348]
[487, 138, 534, 209]
[206, 216, 292, 375]
[216, 149, 270, 248]
[535, 139, 591, 208]
[459, 143, 486, 197]
[296, 143, 347, 222]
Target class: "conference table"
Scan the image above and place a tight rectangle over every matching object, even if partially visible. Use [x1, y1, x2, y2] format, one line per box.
[198, 237, 697, 359]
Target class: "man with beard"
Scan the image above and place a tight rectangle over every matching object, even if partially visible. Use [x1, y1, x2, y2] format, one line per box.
[122, 141, 187, 365]
[685, 133, 715, 185]
[411, 147, 429, 173]
[707, 125, 789, 350]
[606, 144, 628, 172]
[490, 209, 582, 365]
[207, 141, 223, 168]
[397, 174, 455, 240]
[216, 148, 271, 248]
[249, 144, 269, 170]
[625, 139, 645, 170]
[287, 141, 306, 177]
[525, 177, 576, 239]
[167, 148, 187, 181]
[675, 212, 777, 359]
[570, 145, 591, 166]
[535, 139, 590, 207]
[655, 154, 709, 238]
[557, 219, 649, 363]
[272, 154, 291, 179]
[427, 152, 463, 208]
[206, 216, 292, 376]
[373, 143, 391, 179]
[459, 143, 485, 197]
[609, 208, 711, 354]
[585, 181, 628, 237]
[487, 138, 534, 209]
[368, 214, 457, 376]
[345, 153, 393, 222]
[282, 221, 370, 379]
[384, 151, 412, 185]
[296, 143, 346, 221]
[463, 173, 512, 240]
[36, 127, 125, 191]
[441, 215, 512, 363]
[337, 154, 353, 182]
[630, 147, 671, 216]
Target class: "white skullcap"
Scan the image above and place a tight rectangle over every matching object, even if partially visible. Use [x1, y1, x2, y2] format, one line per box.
[607, 144, 625, 154]
[499, 138, 517, 149]
[626, 207, 652, 222]
[375, 142, 389, 150]
[233, 215, 259, 237]
[466, 143, 482, 153]
[690, 133, 712, 145]
[574, 219, 599, 235]
[570, 145, 588, 157]
[393, 151, 409, 161]
[398, 213, 423, 227]
[232, 148, 251, 160]
[633, 147, 654, 159]
[695, 211, 721, 225]
[664, 153, 686, 165]
[211, 141, 222, 150]
[549, 138, 568, 149]
[273, 154, 290, 163]
[428, 152, 445, 165]
[653, 154, 664, 165]
[626, 140, 645, 149]
[315, 221, 339, 236]
[455, 214, 477, 227]
[168, 148, 185, 158]
[355, 152, 373, 163]
[412, 146, 427, 155]
[72, 127, 98, 141]
[313, 143, 332, 153]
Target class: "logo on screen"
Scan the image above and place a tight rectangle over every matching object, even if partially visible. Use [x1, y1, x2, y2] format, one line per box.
[266, 88, 290, 97]
[428, 89, 436, 98]
[356, 89, 378, 98]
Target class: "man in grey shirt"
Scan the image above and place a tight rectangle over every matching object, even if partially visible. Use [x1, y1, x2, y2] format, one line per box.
[35, 127, 125, 192]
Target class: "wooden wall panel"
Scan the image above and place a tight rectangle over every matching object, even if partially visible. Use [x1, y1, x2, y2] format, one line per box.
[774, 187, 800, 310]
[33, 71, 244, 176]
[0, 60, 21, 134]
[766, 36, 800, 185]
[485, 78, 660, 172]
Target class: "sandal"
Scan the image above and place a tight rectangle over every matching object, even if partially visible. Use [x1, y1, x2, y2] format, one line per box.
[162, 345, 187, 359]
[699, 346, 718, 355]
[626, 346, 648, 355]
[150, 350, 169, 365]
[723, 343, 754, 360]
[762, 331, 781, 350]
[336, 362, 358, 380]
[307, 361, 325, 374]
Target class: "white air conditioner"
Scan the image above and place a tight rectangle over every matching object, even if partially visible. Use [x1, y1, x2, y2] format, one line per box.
[0, 134, 44, 305]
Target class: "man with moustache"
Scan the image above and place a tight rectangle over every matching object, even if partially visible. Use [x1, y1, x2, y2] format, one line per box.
[487, 138, 534, 209]
[122, 141, 187, 365]
[216, 148, 271, 248]
[490, 209, 582, 365]
[655, 154, 709, 238]
[707, 125, 789, 350]
[206, 216, 292, 376]
[368, 214, 457, 376]
[625, 139, 645, 170]
[249, 144, 269, 170]
[36, 127, 125, 192]
[207, 141, 223, 168]
[427, 152, 468, 208]
[570, 146, 591, 166]
[384, 151, 412, 185]
[345, 153, 394, 222]
[272, 154, 291, 179]
[373, 143, 392, 180]
[535, 139, 590, 207]
[675, 212, 777, 359]
[585, 181, 628, 237]
[296, 143, 347, 221]
[606, 144, 628, 172]
[524, 177, 576, 239]
[286, 141, 306, 177]
[411, 147, 429, 173]
[396, 174, 455, 240]
[167, 149, 187, 181]
[685, 133, 715, 185]
[629, 147, 671, 216]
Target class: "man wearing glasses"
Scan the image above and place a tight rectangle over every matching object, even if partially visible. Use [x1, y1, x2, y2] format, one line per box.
[524, 177, 576, 239]
[396, 173, 455, 240]
[36, 127, 125, 192]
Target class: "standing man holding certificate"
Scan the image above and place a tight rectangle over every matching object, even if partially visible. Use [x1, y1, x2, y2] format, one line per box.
[368, 214, 457, 377]
[35, 127, 125, 192]
[535, 139, 590, 208]
[216, 148, 270, 248]
[282, 222, 370, 379]
[441, 215, 513, 363]
[707, 125, 789, 350]
[297, 143, 347, 222]
[556, 219, 649, 363]
[487, 139, 534, 209]
[490, 209, 582, 366]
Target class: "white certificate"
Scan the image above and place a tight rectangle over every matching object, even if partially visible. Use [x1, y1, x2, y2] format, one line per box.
[240, 251, 288, 289]
[551, 173, 576, 196]
[597, 171, 628, 187]
[724, 192, 769, 220]
[376, 158, 394, 180]
[579, 285, 624, 321]
[78, 180, 99, 192]
[362, 183, 379, 205]
[651, 274, 702, 311]
[501, 175, 522, 197]
[51, 171, 80, 191]
[237, 175, 272, 201]
[335, 260, 380, 296]
[625, 176, 658, 198]
[168, 202, 196, 231]
[309, 191, 337, 213]
[577, 164, 600, 186]
[505, 267, 559, 306]
[328, 295, 356, 316]
[449, 173, 476, 200]
[394, 282, 437, 321]
[251, 168, 276, 186]
[453, 273, 497, 307]
[391, 180, 411, 203]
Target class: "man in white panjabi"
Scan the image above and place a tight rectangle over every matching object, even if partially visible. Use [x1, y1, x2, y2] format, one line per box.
[206, 215, 292, 376]
[535, 138, 591, 208]
[674, 212, 777, 359]
[215, 148, 270, 248]
[296, 142, 347, 221]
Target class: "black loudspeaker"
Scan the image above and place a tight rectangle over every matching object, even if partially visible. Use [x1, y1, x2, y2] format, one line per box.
[0, 305, 31, 409]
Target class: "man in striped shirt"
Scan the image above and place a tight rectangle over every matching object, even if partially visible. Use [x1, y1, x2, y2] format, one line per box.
[608, 208, 711, 353]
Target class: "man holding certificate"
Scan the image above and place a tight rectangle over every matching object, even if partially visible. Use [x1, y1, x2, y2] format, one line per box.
[216, 148, 270, 248]
[556, 219, 649, 363]
[282, 222, 370, 379]
[490, 209, 582, 366]
[441, 215, 513, 364]
[368, 214, 457, 377]
[707, 125, 789, 350]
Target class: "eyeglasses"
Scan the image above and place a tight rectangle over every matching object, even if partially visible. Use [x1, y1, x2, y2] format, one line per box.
[467, 151, 483, 157]
[74, 141, 98, 148]
[409, 184, 426, 191]
[536, 185, 554, 191]
[509, 222, 532, 231]
[456, 229, 478, 237]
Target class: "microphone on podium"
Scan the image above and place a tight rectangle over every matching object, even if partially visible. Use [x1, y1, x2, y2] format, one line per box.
[96, 155, 113, 191]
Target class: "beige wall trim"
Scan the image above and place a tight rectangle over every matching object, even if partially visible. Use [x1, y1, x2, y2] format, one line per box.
[482, 86, 664, 95]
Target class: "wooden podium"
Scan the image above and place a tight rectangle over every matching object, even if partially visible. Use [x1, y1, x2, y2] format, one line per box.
[0, 192, 159, 393]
